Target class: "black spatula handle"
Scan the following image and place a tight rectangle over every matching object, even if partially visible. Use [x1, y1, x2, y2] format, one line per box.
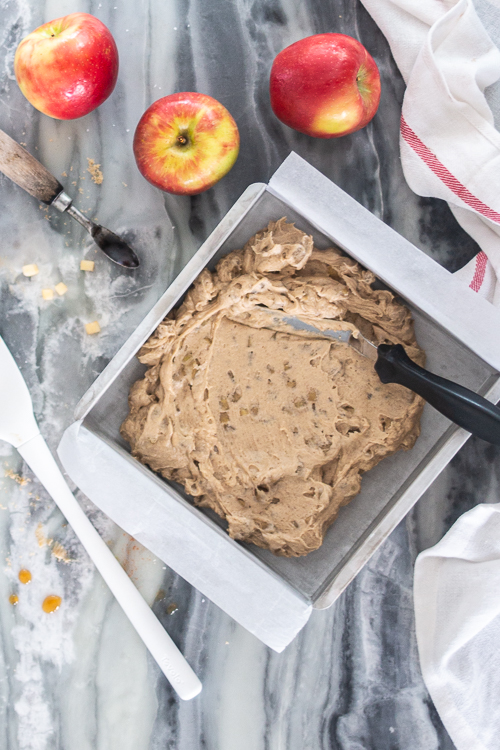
[375, 344, 500, 445]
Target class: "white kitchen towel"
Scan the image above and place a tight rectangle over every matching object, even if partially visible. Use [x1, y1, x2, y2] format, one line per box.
[356, 1, 500, 748]
[360, 0, 500, 305]
[413, 503, 500, 750]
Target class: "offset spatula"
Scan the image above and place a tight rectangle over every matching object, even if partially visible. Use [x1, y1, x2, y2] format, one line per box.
[0, 128, 139, 268]
[0, 334, 201, 700]
[237, 306, 500, 446]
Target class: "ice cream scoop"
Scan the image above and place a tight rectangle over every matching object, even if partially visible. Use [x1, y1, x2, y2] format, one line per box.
[0, 128, 139, 268]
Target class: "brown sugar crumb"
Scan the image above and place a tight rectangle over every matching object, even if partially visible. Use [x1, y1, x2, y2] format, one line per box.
[87, 158, 103, 185]
[35, 523, 48, 548]
[5, 469, 30, 486]
[9, 594, 18, 606]
[51, 541, 73, 563]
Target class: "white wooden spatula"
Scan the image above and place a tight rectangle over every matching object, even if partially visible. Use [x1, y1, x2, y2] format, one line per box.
[0, 334, 202, 700]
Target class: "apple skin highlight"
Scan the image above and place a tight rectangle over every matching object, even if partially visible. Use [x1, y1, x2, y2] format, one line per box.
[133, 93, 240, 195]
[14, 13, 118, 120]
[270, 33, 381, 138]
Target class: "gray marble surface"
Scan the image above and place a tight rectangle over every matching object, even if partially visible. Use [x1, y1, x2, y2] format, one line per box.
[0, 1, 497, 748]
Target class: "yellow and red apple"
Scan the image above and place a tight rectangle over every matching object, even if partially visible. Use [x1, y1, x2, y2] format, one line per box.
[270, 33, 381, 138]
[14, 13, 118, 120]
[133, 93, 240, 195]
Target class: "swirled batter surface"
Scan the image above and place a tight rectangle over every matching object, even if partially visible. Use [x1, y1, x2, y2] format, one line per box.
[121, 220, 424, 556]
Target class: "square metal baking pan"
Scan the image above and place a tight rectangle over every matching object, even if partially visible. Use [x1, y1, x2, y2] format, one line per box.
[58, 153, 500, 651]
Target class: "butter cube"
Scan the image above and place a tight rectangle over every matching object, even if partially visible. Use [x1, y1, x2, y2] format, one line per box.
[22, 264, 39, 277]
[55, 282, 68, 296]
[85, 321, 101, 335]
[80, 260, 95, 272]
[42, 289, 54, 301]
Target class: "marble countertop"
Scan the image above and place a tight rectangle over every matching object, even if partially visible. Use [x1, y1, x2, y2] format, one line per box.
[1, 1, 497, 748]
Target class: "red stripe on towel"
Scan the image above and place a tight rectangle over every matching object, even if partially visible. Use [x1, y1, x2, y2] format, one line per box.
[400, 116, 500, 224]
[469, 251, 488, 292]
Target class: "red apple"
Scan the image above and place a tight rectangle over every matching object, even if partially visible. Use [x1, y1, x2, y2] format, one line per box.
[270, 33, 381, 138]
[133, 93, 240, 195]
[14, 13, 118, 120]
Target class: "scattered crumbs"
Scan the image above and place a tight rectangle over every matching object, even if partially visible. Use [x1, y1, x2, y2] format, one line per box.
[87, 158, 103, 184]
[166, 602, 179, 615]
[61, 171, 67, 177]
[122, 182, 128, 187]
[85, 321, 101, 335]
[55, 282, 68, 296]
[9, 594, 18, 606]
[51, 541, 73, 563]
[42, 288, 54, 301]
[35, 522, 47, 548]
[80, 260, 95, 272]
[78, 187, 84, 194]
[71, 181, 77, 186]
[155, 589, 166, 602]
[225, 641, 229, 645]
[22, 263, 39, 277]
[5, 469, 30, 486]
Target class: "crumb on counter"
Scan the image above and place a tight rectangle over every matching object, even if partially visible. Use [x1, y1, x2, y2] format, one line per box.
[22, 264, 39, 277]
[42, 289, 54, 301]
[85, 321, 101, 335]
[80, 260, 95, 272]
[5, 469, 31, 486]
[55, 282, 68, 296]
[87, 158, 103, 184]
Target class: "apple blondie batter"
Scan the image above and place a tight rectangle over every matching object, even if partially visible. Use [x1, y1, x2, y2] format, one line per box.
[121, 219, 424, 556]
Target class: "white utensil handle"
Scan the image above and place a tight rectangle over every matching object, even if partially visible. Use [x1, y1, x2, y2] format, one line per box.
[18, 433, 202, 700]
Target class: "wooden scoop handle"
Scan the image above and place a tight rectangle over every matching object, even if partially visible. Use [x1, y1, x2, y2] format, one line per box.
[0, 128, 63, 204]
